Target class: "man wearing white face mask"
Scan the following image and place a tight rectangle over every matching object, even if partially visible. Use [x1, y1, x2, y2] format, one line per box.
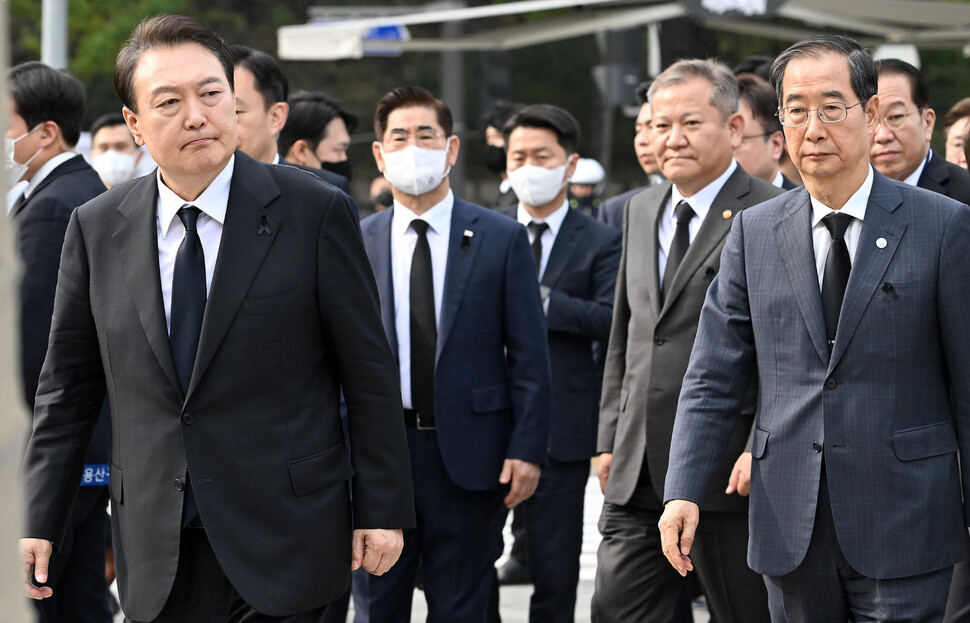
[356, 86, 552, 622]
[496, 104, 621, 622]
[88, 112, 142, 188]
[6, 61, 111, 623]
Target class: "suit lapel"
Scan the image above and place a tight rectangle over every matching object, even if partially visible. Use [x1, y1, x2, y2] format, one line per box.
[113, 175, 182, 392]
[917, 150, 946, 196]
[437, 199, 482, 359]
[633, 183, 669, 320]
[11, 155, 87, 218]
[363, 210, 398, 360]
[661, 168, 744, 317]
[773, 189, 830, 363]
[542, 208, 582, 287]
[828, 174, 906, 371]
[188, 154, 282, 398]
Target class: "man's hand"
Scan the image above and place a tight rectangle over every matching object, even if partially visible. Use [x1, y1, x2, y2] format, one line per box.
[596, 453, 612, 493]
[726, 451, 752, 496]
[351, 529, 404, 576]
[658, 500, 699, 577]
[20, 538, 54, 599]
[499, 459, 541, 508]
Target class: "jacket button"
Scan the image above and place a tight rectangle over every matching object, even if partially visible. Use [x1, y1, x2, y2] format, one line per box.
[813, 442, 822, 453]
[182, 412, 194, 425]
[824, 378, 837, 390]
[174, 479, 185, 491]
[654, 336, 665, 346]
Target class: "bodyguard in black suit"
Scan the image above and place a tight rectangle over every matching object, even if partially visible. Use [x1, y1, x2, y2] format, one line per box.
[870, 57, 970, 623]
[495, 105, 620, 622]
[21, 16, 413, 622]
[7, 61, 112, 623]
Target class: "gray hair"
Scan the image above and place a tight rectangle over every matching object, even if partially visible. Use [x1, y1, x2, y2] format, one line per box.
[769, 35, 877, 110]
[647, 59, 738, 121]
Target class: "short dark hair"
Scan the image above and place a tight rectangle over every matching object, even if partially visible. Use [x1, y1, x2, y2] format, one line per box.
[737, 75, 783, 135]
[277, 91, 358, 157]
[89, 112, 130, 139]
[769, 35, 877, 110]
[875, 58, 929, 109]
[733, 55, 774, 82]
[635, 81, 652, 106]
[945, 97, 970, 136]
[479, 100, 524, 131]
[8, 61, 86, 147]
[114, 14, 234, 113]
[229, 44, 287, 107]
[374, 86, 453, 138]
[502, 104, 581, 154]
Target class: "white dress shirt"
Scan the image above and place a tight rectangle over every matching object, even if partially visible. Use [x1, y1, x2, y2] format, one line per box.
[517, 199, 569, 280]
[658, 160, 738, 283]
[23, 151, 76, 199]
[810, 165, 873, 289]
[902, 150, 931, 188]
[156, 155, 234, 333]
[391, 191, 454, 410]
[772, 170, 785, 188]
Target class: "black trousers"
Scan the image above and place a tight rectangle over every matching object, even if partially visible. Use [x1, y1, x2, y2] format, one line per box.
[143, 527, 329, 623]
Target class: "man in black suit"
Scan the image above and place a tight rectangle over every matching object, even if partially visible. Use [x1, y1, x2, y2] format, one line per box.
[495, 104, 621, 622]
[869, 57, 970, 623]
[734, 74, 798, 190]
[8, 60, 112, 623]
[279, 91, 357, 185]
[21, 15, 413, 622]
[229, 45, 352, 196]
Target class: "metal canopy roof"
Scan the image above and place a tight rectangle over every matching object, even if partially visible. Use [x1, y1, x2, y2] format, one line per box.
[277, 0, 970, 60]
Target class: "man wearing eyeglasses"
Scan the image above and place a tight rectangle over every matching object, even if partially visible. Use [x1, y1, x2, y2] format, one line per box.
[661, 34, 970, 621]
[870, 59, 970, 205]
[734, 74, 799, 189]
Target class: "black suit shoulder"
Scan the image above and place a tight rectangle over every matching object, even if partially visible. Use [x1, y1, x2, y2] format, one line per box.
[918, 151, 970, 205]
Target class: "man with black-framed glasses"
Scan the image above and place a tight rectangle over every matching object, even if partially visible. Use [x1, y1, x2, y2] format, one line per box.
[870, 58, 970, 206]
[734, 74, 799, 189]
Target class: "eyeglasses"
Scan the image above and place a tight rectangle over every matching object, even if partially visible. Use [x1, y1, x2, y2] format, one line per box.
[875, 108, 924, 132]
[741, 131, 773, 141]
[384, 127, 446, 151]
[776, 101, 866, 128]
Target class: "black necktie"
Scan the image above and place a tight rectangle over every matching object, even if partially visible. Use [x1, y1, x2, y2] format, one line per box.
[662, 200, 695, 303]
[410, 220, 436, 426]
[821, 212, 854, 347]
[10, 192, 26, 215]
[171, 205, 205, 528]
[527, 221, 549, 276]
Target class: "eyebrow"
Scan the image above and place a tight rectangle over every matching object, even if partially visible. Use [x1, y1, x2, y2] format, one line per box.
[388, 125, 436, 134]
[785, 90, 846, 105]
[149, 76, 223, 100]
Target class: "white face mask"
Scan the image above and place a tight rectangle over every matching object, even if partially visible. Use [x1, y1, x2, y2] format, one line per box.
[4, 125, 42, 186]
[91, 150, 138, 187]
[507, 164, 568, 207]
[380, 142, 451, 196]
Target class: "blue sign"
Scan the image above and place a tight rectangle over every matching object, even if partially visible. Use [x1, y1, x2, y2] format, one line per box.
[80, 464, 109, 487]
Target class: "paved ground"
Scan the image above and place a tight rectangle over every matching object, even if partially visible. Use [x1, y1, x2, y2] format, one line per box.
[114, 470, 712, 622]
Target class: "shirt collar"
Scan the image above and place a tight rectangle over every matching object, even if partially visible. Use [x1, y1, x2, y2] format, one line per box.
[670, 159, 738, 221]
[516, 199, 569, 238]
[902, 149, 931, 187]
[272, 153, 281, 165]
[24, 151, 77, 199]
[810, 165, 873, 227]
[772, 170, 785, 188]
[391, 189, 455, 238]
[157, 154, 233, 238]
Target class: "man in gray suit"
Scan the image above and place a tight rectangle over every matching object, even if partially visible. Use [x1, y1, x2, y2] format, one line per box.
[592, 59, 780, 623]
[662, 35, 970, 621]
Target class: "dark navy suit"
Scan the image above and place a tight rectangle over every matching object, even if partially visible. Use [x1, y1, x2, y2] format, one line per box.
[355, 197, 552, 622]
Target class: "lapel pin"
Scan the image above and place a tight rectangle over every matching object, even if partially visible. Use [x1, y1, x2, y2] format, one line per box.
[257, 215, 272, 236]
[722, 209, 733, 219]
[876, 237, 887, 249]
[461, 229, 473, 248]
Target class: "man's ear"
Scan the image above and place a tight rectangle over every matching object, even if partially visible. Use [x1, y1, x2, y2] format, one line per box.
[727, 112, 745, 149]
[922, 107, 937, 143]
[446, 134, 460, 167]
[287, 139, 313, 166]
[269, 102, 289, 136]
[372, 141, 386, 172]
[564, 152, 580, 180]
[769, 130, 785, 162]
[38, 120, 61, 149]
[122, 107, 146, 146]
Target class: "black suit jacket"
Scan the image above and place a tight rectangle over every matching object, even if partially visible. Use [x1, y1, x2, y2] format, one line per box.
[500, 206, 621, 460]
[23, 151, 414, 620]
[917, 149, 970, 205]
[780, 173, 798, 190]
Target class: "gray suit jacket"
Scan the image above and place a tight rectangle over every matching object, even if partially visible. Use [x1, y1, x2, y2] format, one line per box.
[667, 170, 970, 579]
[598, 165, 782, 510]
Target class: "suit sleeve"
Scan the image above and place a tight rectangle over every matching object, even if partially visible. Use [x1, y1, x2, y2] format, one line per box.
[23, 210, 107, 547]
[664, 211, 758, 504]
[502, 224, 553, 464]
[16, 195, 75, 410]
[597, 204, 632, 454]
[935, 203, 970, 525]
[545, 228, 622, 341]
[316, 192, 415, 529]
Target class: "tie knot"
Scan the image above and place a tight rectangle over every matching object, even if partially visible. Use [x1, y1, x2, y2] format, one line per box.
[411, 219, 430, 237]
[674, 200, 695, 225]
[178, 205, 201, 232]
[822, 212, 854, 241]
[527, 221, 549, 237]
